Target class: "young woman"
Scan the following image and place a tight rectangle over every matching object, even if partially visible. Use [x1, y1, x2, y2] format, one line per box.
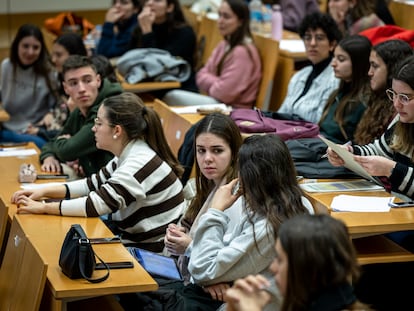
[276, 12, 342, 123]
[319, 34, 371, 144]
[97, 0, 140, 58]
[225, 214, 371, 311]
[328, 0, 384, 36]
[12, 92, 185, 252]
[354, 39, 413, 145]
[327, 55, 414, 200]
[120, 134, 312, 311]
[131, 0, 197, 92]
[25, 32, 88, 141]
[163, 0, 262, 108]
[0, 24, 58, 148]
[164, 113, 242, 284]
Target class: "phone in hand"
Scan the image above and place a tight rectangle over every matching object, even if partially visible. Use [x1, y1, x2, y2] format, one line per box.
[388, 201, 414, 208]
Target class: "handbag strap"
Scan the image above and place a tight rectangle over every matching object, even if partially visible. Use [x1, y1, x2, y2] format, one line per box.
[78, 239, 110, 283]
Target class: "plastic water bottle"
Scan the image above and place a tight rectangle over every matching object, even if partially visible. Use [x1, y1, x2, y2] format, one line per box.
[249, 0, 263, 34]
[262, 4, 272, 37]
[271, 4, 283, 41]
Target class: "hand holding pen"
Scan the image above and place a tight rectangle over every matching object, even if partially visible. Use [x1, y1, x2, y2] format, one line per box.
[324, 141, 353, 167]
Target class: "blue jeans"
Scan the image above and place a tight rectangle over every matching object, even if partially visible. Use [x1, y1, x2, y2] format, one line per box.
[0, 129, 46, 149]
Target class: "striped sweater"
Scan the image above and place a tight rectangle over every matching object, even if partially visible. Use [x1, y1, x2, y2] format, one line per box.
[354, 116, 414, 199]
[61, 139, 185, 252]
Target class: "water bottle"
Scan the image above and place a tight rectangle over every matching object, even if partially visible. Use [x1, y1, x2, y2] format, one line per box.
[249, 0, 263, 34]
[262, 4, 272, 37]
[271, 4, 283, 41]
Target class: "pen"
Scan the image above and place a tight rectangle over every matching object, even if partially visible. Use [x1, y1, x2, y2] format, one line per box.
[321, 141, 352, 159]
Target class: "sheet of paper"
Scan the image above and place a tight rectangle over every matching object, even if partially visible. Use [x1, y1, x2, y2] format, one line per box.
[300, 180, 384, 193]
[280, 39, 306, 53]
[0, 148, 37, 157]
[319, 136, 382, 186]
[171, 104, 231, 114]
[331, 195, 394, 212]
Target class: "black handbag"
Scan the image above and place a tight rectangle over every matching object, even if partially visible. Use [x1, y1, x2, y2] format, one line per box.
[59, 224, 110, 283]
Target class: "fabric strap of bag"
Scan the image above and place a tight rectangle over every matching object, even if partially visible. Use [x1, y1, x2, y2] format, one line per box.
[78, 239, 110, 283]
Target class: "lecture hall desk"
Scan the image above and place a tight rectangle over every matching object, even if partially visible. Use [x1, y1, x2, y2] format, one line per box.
[0, 143, 158, 311]
[303, 179, 414, 264]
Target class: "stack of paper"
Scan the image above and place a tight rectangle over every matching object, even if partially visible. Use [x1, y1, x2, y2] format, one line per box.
[331, 195, 394, 212]
[300, 180, 384, 193]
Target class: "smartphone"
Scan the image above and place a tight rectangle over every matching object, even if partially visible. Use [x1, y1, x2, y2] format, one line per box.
[95, 261, 134, 270]
[37, 174, 69, 180]
[89, 236, 122, 244]
[388, 201, 414, 208]
[231, 180, 240, 196]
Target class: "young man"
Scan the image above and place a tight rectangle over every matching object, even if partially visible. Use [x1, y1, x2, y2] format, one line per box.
[40, 55, 122, 177]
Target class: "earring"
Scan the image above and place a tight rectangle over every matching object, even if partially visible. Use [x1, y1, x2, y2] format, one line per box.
[113, 135, 117, 139]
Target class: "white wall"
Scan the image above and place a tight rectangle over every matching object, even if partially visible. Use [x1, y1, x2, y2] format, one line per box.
[2, 0, 109, 13]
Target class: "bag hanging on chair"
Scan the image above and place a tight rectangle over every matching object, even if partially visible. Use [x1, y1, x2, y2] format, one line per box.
[59, 224, 110, 283]
[44, 12, 94, 38]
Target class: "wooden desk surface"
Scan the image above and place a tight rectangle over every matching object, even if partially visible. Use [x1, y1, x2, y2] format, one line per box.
[15, 214, 157, 301]
[116, 71, 181, 93]
[304, 181, 414, 237]
[0, 143, 157, 310]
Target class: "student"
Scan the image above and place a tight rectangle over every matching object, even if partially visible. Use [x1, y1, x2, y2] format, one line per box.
[0, 24, 58, 148]
[26, 32, 88, 141]
[97, 0, 140, 58]
[328, 0, 384, 37]
[163, 0, 262, 108]
[327, 55, 414, 200]
[131, 0, 197, 92]
[39, 55, 122, 178]
[318, 35, 371, 144]
[275, 12, 342, 123]
[225, 214, 371, 311]
[354, 39, 413, 145]
[120, 134, 312, 311]
[12, 92, 185, 252]
[164, 113, 242, 284]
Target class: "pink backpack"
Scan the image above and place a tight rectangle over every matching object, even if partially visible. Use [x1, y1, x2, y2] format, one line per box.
[230, 109, 320, 141]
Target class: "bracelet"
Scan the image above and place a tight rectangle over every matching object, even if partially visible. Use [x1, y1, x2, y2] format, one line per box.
[59, 200, 63, 216]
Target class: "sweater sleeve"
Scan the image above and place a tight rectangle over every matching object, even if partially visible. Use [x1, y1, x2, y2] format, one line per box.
[188, 209, 274, 286]
[196, 44, 260, 104]
[97, 21, 136, 58]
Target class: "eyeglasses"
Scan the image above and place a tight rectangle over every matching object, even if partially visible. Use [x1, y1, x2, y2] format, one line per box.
[386, 89, 414, 105]
[94, 118, 114, 127]
[302, 34, 328, 43]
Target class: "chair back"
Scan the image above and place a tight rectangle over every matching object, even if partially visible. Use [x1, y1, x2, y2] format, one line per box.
[0, 197, 9, 265]
[318, 0, 328, 13]
[183, 6, 201, 34]
[252, 34, 279, 110]
[195, 15, 222, 70]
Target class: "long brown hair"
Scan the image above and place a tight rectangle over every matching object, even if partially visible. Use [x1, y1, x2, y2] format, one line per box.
[354, 40, 413, 145]
[389, 56, 414, 158]
[102, 92, 183, 177]
[182, 113, 242, 229]
[319, 35, 371, 140]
